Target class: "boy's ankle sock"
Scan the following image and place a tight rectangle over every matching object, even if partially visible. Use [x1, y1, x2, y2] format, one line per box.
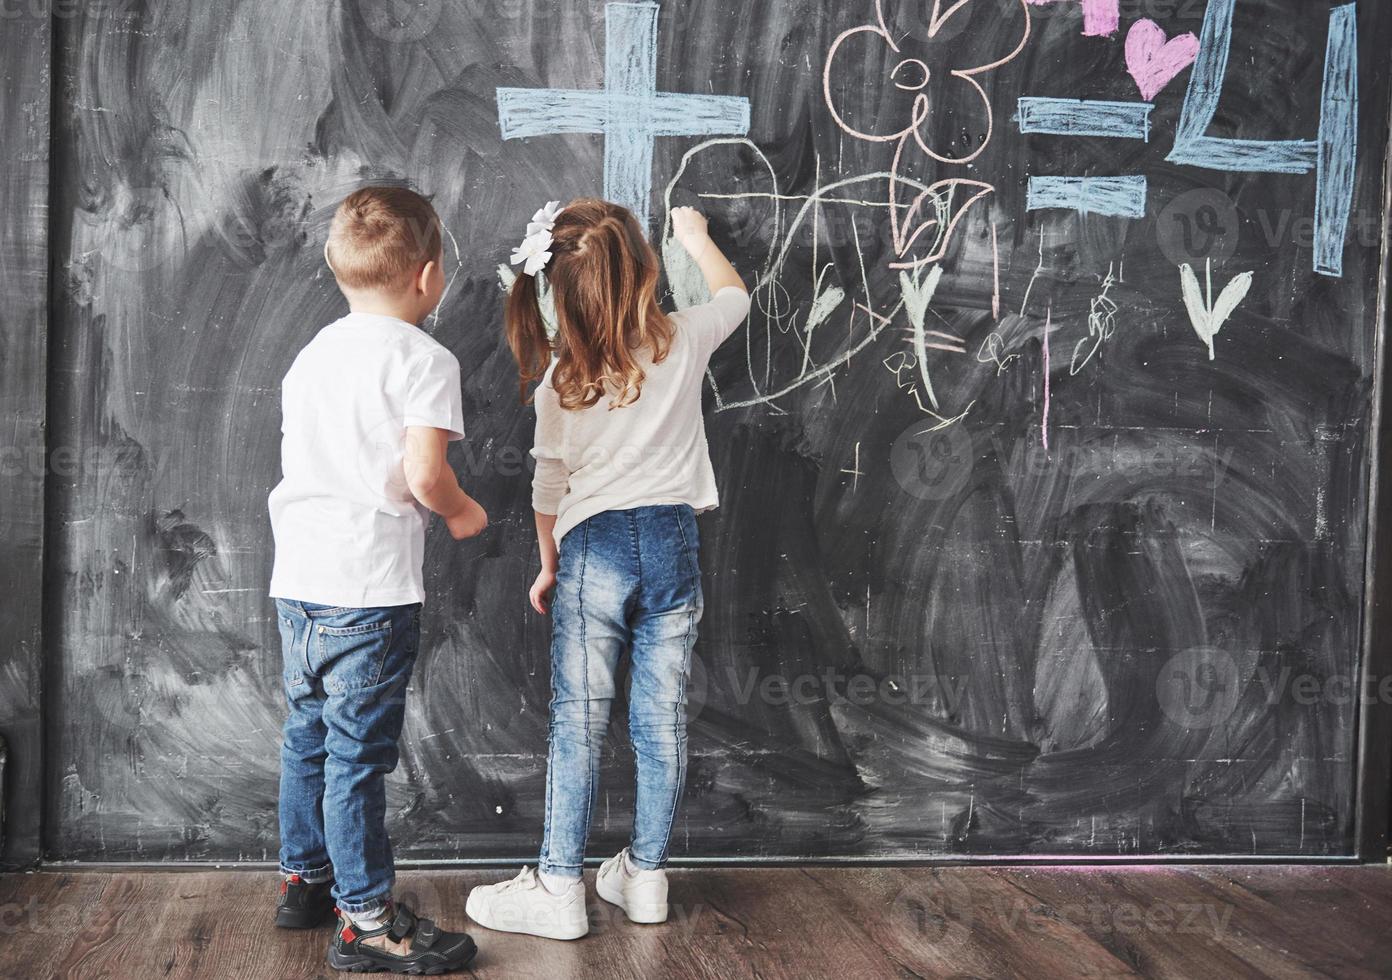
[346, 906, 392, 930]
[539, 871, 579, 896]
[622, 851, 643, 877]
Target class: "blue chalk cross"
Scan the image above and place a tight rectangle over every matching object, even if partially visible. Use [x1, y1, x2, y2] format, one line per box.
[496, 1, 750, 229]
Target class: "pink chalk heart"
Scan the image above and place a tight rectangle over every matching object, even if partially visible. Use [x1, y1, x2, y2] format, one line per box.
[1125, 19, 1200, 100]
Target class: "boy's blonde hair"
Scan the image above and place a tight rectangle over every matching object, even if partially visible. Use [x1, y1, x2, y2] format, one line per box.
[326, 187, 443, 292]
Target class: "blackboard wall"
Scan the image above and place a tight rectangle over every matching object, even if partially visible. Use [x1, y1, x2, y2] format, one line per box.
[0, 9, 50, 869]
[13, 0, 1392, 864]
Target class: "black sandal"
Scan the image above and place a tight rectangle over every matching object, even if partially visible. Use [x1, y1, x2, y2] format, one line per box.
[327, 903, 478, 975]
[276, 873, 337, 929]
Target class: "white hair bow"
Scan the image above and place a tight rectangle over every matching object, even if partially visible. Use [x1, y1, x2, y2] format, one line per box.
[510, 201, 564, 276]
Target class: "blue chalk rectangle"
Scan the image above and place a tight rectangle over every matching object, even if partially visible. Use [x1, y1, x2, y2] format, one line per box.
[1026, 176, 1148, 218]
[1017, 97, 1152, 141]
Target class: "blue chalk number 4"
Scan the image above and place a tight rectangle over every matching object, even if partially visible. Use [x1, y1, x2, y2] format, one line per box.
[1166, 0, 1358, 276]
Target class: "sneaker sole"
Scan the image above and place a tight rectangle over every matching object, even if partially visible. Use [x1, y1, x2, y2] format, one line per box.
[595, 876, 669, 924]
[326, 939, 477, 975]
[464, 891, 589, 941]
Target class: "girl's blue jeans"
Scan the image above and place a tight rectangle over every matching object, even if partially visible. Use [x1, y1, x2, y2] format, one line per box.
[539, 504, 704, 878]
[276, 599, 420, 915]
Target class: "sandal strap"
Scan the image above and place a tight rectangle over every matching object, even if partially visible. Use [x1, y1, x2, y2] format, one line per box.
[414, 919, 441, 949]
[387, 904, 418, 943]
[338, 903, 401, 945]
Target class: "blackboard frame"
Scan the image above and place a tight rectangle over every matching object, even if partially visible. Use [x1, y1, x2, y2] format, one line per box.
[1, 1, 1389, 868]
[0, 5, 51, 872]
[1354, 103, 1392, 862]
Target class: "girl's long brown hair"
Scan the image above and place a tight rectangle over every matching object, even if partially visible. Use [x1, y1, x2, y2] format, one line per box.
[506, 198, 672, 410]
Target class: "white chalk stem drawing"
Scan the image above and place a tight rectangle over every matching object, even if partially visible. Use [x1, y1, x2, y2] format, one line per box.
[1179, 258, 1252, 360]
[901, 265, 946, 409]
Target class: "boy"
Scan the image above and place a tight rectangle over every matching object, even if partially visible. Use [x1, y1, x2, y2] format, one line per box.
[268, 187, 485, 974]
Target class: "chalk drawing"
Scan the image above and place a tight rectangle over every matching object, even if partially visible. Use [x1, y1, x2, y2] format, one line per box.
[1179, 258, 1253, 359]
[902, 265, 947, 410]
[1016, 97, 1152, 141]
[883, 350, 975, 427]
[1026, 0, 1119, 37]
[662, 138, 981, 418]
[1169, 0, 1315, 173]
[821, 0, 1028, 269]
[990, 221, 1001, 320]
[840, 442, 864, 491]
[1316, 4, 1358, 277]
[496, 1, 750, 228]
[1124, 19, 1199, 101]
[426, 227, 464, 330]
[886, 134, 995, 269]
[977, 332, 1020, 376]
[1026, 176, 1147, 217]
[1041, 308, 1052, 450]
[823, 0, 1030, 165]
[1165, 0, 1357, 276]
[1070, 263, 1120, 375]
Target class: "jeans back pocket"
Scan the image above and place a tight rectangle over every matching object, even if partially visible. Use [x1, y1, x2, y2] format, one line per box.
[315, 619, 393, 694]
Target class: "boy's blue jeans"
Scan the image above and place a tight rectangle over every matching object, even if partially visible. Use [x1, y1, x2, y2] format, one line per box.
[276, 599, 420, 914]
[539, 504, 704, 878]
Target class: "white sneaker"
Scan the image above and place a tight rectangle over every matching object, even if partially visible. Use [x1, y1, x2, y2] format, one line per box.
[596, 848, 669, 924]
[465, 867, 589, 940]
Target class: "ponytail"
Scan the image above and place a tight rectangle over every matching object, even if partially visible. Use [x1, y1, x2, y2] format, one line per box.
[501, 198, 671, 411]
[505, 269, 551, 405]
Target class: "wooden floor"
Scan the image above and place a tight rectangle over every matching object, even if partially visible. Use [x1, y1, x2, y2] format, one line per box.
[1, 865, 1389, 979]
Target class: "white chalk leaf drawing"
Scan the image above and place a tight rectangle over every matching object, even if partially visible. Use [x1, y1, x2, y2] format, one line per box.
[1179, 258, 1252, 360]
[899, 265, 943, 334]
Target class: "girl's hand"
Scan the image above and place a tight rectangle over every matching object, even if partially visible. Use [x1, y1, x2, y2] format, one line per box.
[529, 568, 558, 615]
[671, 206, 710, 258]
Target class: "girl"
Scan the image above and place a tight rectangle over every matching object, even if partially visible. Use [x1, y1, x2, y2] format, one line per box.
[466, 199, 749, 939]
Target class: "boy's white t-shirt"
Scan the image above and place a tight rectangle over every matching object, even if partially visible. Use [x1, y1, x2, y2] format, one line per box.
[531, 286, 752, 544]
[269, 312, 465, 608]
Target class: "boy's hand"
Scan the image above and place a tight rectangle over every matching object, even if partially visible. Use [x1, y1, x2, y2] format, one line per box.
[671, 206, 710, 258]
[445, 498, 489, 540]
[529, 568, 557, 615]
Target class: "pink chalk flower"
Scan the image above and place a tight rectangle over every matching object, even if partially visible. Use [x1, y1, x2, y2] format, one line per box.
[824, 0, 1032, 165]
